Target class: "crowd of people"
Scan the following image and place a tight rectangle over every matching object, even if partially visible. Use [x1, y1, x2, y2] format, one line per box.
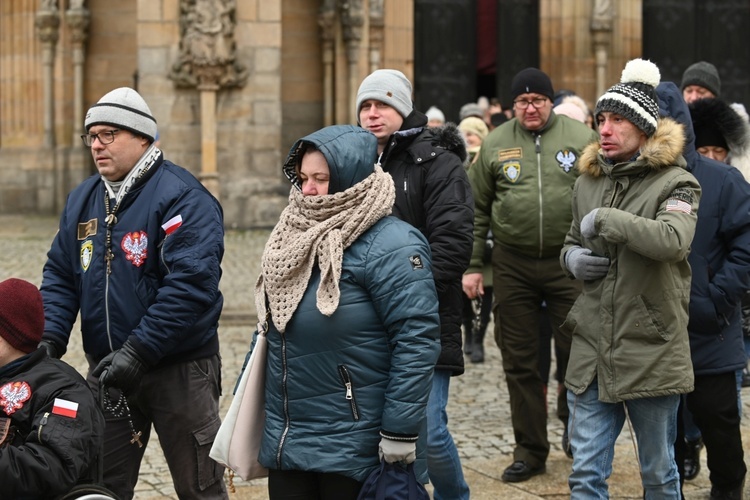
[3, 55, 750, 500]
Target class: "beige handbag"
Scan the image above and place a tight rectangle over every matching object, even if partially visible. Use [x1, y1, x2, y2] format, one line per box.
[210, 329, 269, 480]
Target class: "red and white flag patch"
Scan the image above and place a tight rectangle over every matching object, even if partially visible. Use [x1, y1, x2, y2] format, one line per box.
[52, 398, 78, 419]
[666, 199, 692, 214]
[162, 215, 183, 235]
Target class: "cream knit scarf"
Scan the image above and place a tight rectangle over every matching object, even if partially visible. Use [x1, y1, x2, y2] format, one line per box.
[255, 166, 395, 333]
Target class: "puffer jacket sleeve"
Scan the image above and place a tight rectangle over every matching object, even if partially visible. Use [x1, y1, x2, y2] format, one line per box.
[363, 218, 440, 438]
[592, 173, 701, 263]
[128, 186, 224, 365]
[422, 153, 474, 284]
[41, 192, 85, 356]
[704, 169, 750, 319]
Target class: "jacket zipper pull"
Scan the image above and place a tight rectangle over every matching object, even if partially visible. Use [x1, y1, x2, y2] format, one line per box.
[345, 382, 353, 400]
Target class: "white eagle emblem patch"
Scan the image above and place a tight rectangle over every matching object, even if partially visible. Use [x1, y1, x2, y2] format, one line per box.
[0, 381, 32, 415]
[121, 231, 148, 267]
[556, 149, 577, 172]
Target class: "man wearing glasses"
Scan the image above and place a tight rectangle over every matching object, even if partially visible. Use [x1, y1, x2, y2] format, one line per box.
[39, 87, 228, 499]
[463, 68, 597, 482]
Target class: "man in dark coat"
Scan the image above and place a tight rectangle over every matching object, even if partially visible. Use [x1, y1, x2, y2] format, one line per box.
[357, 69, 474, 500]
[657, 81, 750, 500]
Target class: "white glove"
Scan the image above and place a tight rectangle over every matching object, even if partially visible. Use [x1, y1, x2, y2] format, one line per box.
[378, 437, 416, 464]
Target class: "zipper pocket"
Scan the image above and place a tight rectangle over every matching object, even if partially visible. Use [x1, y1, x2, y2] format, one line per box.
[338, 365, 360, 421]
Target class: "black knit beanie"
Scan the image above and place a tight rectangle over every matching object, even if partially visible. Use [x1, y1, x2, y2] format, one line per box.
[510, 68, 555, 102]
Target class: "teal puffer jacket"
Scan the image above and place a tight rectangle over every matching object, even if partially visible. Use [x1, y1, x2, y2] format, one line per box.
[258, 125, 441, 482]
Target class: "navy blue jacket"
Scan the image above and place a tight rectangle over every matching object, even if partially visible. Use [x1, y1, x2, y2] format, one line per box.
[41, 154, 224, 366]
[657, 82, 750, 375]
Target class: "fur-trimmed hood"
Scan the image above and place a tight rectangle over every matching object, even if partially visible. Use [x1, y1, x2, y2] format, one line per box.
[689, 97, 750, 181]
[578, 116, 685, 177]
[428, 122, 469, 165]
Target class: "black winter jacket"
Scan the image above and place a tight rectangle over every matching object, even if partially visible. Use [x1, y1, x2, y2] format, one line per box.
[0, 349, 105, 498]
[657, 82, 750, 375]
[379, 111, 475, 375]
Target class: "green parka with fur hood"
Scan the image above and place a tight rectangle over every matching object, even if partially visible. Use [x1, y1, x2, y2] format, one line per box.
[560, 117, 701, 403]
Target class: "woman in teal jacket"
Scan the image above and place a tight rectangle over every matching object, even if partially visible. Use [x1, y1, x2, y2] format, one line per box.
[254, 125, 441, 499]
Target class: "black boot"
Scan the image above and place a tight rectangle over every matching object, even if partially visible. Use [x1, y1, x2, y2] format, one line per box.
[470, 330, 485, 363]
[463, 327, 474, 356]
[709, 475, 745, 500]
[683, 437, 703, 481]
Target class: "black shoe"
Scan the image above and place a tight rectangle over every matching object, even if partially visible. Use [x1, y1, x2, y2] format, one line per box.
[683, 438, 703, 481]
[743, 368, 750, 388]
[470, 342, 484, 363]
[562, 429, 573, 459]
[501, 460, 545, 483]
[710, 479, 745, 500]
[463, 330, 473, 355]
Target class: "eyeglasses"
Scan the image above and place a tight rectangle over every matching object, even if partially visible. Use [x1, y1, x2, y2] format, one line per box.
[81, 129, 120, 147]
[513, 97, 548, 110]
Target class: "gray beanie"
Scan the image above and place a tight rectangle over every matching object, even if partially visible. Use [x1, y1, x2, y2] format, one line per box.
[85, 87, 157, 142]
[595, 58, 661, 137]
[356, 69, 413, 122]
[681, 61, 721, 97]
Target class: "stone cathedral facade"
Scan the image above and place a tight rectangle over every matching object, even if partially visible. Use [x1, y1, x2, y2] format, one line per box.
[0, 1, 709, 227]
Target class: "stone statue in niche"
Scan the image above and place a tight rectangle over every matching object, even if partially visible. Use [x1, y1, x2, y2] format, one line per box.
[169, 0, 247, 88]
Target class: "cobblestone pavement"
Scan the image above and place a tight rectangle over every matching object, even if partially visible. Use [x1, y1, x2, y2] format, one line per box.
[1, 214, 745, 499]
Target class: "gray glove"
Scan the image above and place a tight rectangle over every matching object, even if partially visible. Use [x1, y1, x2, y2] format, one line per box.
[378, 438, 416, 464]
[565, 246, 610, 281]
[581, 208, 600, 239]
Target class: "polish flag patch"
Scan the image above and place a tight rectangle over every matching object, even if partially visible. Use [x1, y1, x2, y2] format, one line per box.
[52, 398, 78, 419]
[161, 215, 183, 235]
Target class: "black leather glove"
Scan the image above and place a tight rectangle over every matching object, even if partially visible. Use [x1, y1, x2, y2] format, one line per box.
[565, 246, 610, 281]
[92, 341, 148, 394]
[38, 339, 61, 359]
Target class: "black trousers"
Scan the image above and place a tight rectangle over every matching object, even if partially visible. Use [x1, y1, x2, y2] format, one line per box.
[685, 371, 746, 490]
[268, 469, 363, 500]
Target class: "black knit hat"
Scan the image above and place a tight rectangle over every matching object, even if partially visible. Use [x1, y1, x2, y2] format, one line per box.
[595, 58, 661, 137]
[510, 68, 555, 102]
[0, 278, 44, 354]
[690, 98, 746, 151]
[681, 61, 721, 97]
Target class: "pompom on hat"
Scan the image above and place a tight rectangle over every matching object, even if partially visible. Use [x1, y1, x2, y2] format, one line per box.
[595, 58, 661, 137]
[356, 69, 413, 122]
[0, 278, 44, 354]
[85, 87, 158, 142]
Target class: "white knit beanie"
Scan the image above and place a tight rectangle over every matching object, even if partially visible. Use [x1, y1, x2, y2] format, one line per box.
[85, 87, 158, 142]
[356, 69, 413, 122]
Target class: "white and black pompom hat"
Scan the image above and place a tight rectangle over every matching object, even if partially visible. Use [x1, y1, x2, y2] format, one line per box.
[85, 87, 157, 142]
[595, 59, 661, 137]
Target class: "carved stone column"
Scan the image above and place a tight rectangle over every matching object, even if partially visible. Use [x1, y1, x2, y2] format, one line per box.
[169, 0, 248, 201]
[318, 1, 337, 127]
[35, 1, 60, 149]
[591, 0, 614, 98]
[65, 1, 90, 143]
[340, 0, 364, 119]
[368, 0, 384, 74]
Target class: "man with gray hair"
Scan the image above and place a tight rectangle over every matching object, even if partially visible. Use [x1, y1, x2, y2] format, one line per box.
[40, 87, 228, 499]
[357, 69, 474, 500]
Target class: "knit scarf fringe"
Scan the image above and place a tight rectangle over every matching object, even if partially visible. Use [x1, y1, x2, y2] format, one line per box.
[255, 166, 395, 333]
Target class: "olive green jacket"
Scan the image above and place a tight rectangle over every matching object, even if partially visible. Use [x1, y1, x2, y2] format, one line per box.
[468, 113, 598, 270]
[560, 117, 701, 403]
